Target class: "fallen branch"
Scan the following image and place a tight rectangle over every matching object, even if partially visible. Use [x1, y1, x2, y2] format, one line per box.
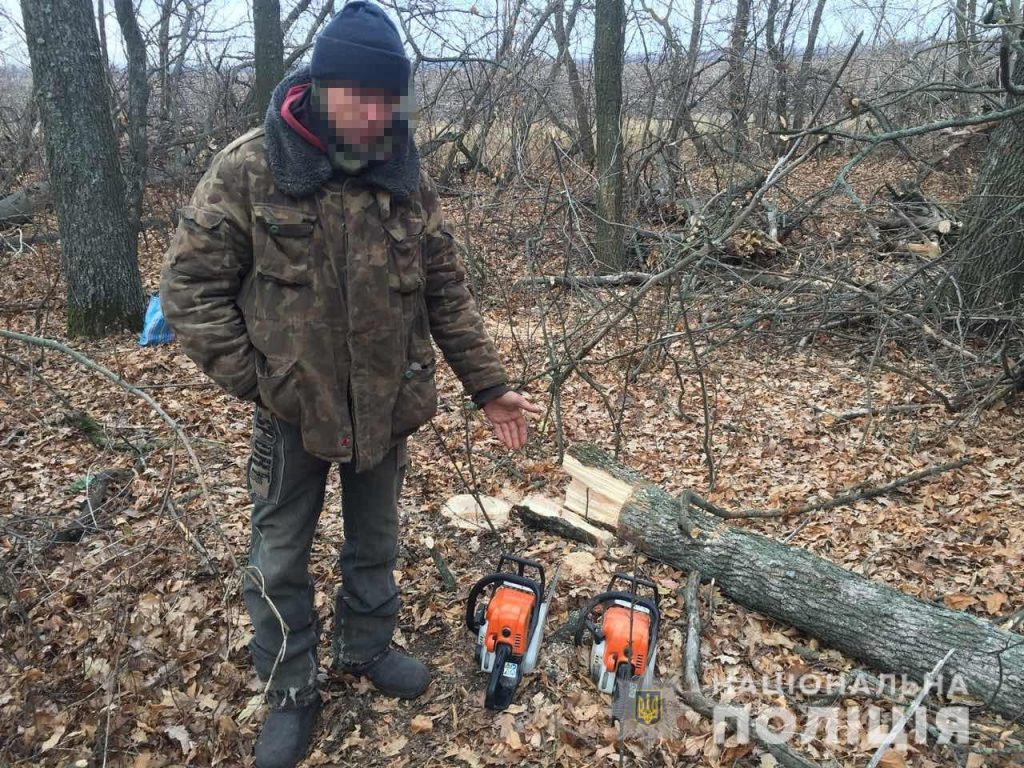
[865, 649, 956, 768]
[514, 272, 657, 289]
[426, 538, 457, 593]
[679, 570, 824, 768]
[0, 329, 219, 574]
[810, 403, 934, 422]
[165, 496, 218, 577]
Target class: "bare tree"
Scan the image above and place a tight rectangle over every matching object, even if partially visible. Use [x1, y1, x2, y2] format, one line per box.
[792, 0, 826, 131]
[253, 0, 285, 119]
[551, 0, 594, 166]
[594, 0, 625, 271]
[19, 0, 144, 336]
[945, 42, 1024, 319]
[728, 0, 752, 138]
[114, 0, 150, 238]
[764, 0, 793, 148]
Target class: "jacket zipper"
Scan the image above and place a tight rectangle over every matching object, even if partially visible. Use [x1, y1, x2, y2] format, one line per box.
[342, 194, 359, 470]
[323, 185, 358, 468]
[349, 374, 359, 469]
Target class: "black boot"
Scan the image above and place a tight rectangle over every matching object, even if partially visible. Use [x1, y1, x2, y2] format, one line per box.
[336, 646, 432, 699]
[254, 685, 323, 768]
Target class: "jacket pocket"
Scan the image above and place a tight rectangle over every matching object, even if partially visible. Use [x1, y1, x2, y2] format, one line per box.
[402, 355, 436, 381]
[383, 210, 425, 294]
[253, 203, 317, 286]
[170, 205, 230, 277]
[180, 205, 226, 230]
[255, 353, 302, 425]
[391, 356, 438, 438]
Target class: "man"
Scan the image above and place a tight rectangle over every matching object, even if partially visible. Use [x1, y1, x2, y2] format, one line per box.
[159, 3, 539, 766]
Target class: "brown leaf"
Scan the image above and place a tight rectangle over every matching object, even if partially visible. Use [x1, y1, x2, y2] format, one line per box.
[984, 593, 1007, 615]
[877, 748, 908, 768]
[39, 724, 66, 753]
[944, 594, 978, 610]
[381, 734, 408, 756]
[410, 714, 433, 733]
[164, 724, 191, 755]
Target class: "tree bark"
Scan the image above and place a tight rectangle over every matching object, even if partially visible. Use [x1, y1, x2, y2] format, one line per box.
[20, 0, 145, 337]
[565, 443, 1024, 721]
[593, 0, 625, 271]
[946, 48, 1024, 320]
[765, 0, 789, 147]
[253, 0, 285, 120]
[114, 0, 150, 239]
[728, 0, 752, 139]
[956, 0, 971, 114]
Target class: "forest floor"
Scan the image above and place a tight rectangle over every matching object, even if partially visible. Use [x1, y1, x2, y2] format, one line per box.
[1, 149, 1022, 768]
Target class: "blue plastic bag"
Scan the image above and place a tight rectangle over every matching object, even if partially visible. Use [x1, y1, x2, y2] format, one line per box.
[138, 293, 174, 346]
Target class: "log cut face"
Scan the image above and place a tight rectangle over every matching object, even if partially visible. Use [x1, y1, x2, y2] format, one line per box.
[567, 444, 1024, 721]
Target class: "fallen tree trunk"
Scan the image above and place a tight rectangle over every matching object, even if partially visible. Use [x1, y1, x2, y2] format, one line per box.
[0, 182, 49, 227]
[563, 443, 1024, 721]
[0, 189, 33, 225]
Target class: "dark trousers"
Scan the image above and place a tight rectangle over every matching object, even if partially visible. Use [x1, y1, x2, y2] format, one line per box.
[241, 403, 406, 695]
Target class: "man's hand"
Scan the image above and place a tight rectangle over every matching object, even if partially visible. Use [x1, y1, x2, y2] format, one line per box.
[481, 390, 542, 449]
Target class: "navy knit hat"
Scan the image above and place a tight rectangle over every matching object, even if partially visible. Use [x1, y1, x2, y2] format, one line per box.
[311, 1, 410, 96]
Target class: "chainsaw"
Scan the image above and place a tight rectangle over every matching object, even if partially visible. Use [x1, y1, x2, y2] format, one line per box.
[573, 572, 661, 701]
[466, 554, 560, 711]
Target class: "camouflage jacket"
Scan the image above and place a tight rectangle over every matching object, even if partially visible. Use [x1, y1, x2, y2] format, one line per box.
[159, 126, 509, 471]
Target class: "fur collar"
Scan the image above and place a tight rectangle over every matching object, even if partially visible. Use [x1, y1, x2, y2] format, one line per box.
[262, 63, 420, 200]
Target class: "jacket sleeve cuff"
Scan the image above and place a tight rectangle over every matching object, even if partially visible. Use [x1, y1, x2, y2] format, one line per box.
[471, 383, 510, 407]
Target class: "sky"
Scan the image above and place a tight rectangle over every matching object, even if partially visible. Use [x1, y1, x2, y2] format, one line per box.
[0, 0, 962, 74]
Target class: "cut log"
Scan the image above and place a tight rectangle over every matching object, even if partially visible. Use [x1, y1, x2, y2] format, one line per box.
[440, 493, 511, 531]
[562, 443, 1024, 721]
[511, 493, 615, 546]
[562, 451, 634, 529]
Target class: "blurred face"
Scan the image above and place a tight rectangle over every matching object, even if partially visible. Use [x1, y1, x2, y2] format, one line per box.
[317, 83, 399, 147]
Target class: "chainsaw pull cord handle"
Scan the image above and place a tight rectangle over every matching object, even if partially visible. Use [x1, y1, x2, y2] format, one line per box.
[572, 590, 620, 646]
[465, 572, 543, 633]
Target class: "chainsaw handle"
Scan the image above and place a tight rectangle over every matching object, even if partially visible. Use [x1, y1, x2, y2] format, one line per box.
[572, 591, 618, 646]
[465, 572, 543, 632]
[573, 617, 603, 646]
[607, 572, 661, 608]
[497, 553, 546, 596]
[572, 590, 660, 647]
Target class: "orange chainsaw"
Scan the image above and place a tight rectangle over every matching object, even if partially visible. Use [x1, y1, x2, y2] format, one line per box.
[573, 572, 661, 698]
[466, 554, 560, 711]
